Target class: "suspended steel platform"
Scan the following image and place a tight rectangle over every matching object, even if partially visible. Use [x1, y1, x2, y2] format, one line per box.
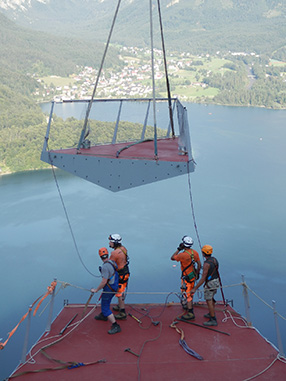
[41, 98, 195, 192]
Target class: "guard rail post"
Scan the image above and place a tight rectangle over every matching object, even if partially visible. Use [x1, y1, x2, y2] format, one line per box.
[21, 305, 32, 364]
[45, 278, 56, 333]
[272, 300, 285, 357]
[241, 275, 252, 326]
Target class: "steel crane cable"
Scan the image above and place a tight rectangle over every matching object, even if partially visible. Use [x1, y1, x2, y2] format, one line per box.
[157, 0, 175, 137]
[77, 0, 122, 150]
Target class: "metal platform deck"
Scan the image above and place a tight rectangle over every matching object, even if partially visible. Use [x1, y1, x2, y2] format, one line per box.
[10, 302, 285, 380]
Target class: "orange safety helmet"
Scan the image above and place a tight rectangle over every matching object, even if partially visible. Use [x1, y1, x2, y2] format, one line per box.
[99, 247, 109, 257]
[201, 245, 213, 255]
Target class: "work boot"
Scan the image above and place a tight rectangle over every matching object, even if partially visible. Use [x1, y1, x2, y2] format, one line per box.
[94, 312, 108, 321]
[108, 322, 121, 334]
[203, 317, 217, 327]
[115, 308, 127, 320]
[115, 311, 127, 320]
[181, 311, 195, 320]
[204, 313, 211, 318]
[112, 305, 120, 311]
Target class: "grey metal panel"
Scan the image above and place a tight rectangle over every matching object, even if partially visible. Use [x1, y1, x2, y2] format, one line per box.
[41, 151, 195, 192]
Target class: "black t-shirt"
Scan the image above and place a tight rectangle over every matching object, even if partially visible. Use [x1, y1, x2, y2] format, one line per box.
[206, 256, 219, 281]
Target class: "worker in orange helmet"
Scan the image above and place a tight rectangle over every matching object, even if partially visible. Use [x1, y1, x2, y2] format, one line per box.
[191, 244, 220, 326]
[108, 234, 130, 320]
[171, 236, 201, 320]
[91, 247, 121, 334]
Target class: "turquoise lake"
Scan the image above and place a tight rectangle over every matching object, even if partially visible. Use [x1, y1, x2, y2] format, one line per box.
[1, 103, 286, 378]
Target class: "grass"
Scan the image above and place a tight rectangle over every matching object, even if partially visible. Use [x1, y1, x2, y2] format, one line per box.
[41, 75, 77, 87]
[269, 59, 286, 67]
[175, 85, 219, 98]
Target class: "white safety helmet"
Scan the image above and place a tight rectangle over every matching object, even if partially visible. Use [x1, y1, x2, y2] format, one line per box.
[108, 233, 122, 244]
[182, 236, 194, 248]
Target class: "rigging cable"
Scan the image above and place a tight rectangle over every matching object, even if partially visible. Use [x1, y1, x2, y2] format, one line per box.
[157, 0, 175, 137]
[77, 0, 122, 150]
[47, 145, 99, 278]
[149, 0, 158, 158]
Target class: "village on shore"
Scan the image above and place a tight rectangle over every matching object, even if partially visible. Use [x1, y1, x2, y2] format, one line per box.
[34, 46, 271, 103]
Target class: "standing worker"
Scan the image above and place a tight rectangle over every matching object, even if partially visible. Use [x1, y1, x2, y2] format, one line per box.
[91, 247, 121, 334]
[171, 236, 201, 320]
[109, 234, 130, 320]
[191, 244, 220, 326]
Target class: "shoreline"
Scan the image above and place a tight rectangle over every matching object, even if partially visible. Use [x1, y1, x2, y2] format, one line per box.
[37, 98, 286, 111]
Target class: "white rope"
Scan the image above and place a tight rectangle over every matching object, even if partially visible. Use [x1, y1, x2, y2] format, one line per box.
[15, 301, 100, 372]
[56, 279, 286, 320]
[221, 310, 286, 381]
[222, 309, 251, 329]
[242, 355, 282, 381]
[246, 283, 286, 321]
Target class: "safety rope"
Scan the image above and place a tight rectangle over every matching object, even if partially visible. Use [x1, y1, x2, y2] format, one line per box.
[187, 160, 202, 253]
[47, 144, 99, 279]
[9, 358, 106, 378]
[116, 139, 153, 158]
[0, 281, 56, 350]
[12, 298, 101, 378]
[221, 309, 286, 381]
[3, 279, 285, 358]
[57, 279, 286, 321]
[242, 354, 286, 381]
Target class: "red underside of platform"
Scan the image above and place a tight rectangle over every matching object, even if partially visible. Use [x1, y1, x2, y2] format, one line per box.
[54, 137, 189, 162]
[11, 302, 285, 380]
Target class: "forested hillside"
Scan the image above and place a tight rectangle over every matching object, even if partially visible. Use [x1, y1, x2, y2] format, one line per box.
[1, 0, 286, 59]
[0, 11, 121, 175]
[0, 1, 286, 175]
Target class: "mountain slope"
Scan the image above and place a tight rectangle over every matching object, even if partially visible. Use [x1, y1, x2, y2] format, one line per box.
[0, 0, 286, 56]
[0, 10, 120, 174]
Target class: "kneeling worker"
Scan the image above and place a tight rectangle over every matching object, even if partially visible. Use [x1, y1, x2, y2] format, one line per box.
[191, 244, 220, 326]
[91, 247, 121, 335]
[171, 236, 201, 320]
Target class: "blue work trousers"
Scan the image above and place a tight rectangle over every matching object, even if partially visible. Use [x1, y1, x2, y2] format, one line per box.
[101, 284, 115, 317]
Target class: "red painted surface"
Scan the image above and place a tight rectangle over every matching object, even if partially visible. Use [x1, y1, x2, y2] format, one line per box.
[53, 137, 190, 162]
[11, 302, 285, 380]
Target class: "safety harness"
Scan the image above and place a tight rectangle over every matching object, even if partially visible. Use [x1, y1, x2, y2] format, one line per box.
[100, 260, 119, 292]
[117, 246, 130, 283]
[181, 249, 198, 283]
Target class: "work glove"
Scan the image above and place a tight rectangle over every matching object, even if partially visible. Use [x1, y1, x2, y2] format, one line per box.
[177, 243, 185, 251]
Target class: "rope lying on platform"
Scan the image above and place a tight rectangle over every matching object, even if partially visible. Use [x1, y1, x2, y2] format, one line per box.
[241, 354, 286, 381]
[9, 358, 106, 378]
[10, 298, 102, 379]
[170, 322, 203, 360]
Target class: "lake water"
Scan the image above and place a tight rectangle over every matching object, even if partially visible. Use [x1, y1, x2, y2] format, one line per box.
[1, 103, 286, 378]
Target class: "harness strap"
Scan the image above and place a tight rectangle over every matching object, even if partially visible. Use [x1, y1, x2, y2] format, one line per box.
[119, 246, 129, 265]
[181, 249, 196, 280]
[104, 260, 118, 289]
